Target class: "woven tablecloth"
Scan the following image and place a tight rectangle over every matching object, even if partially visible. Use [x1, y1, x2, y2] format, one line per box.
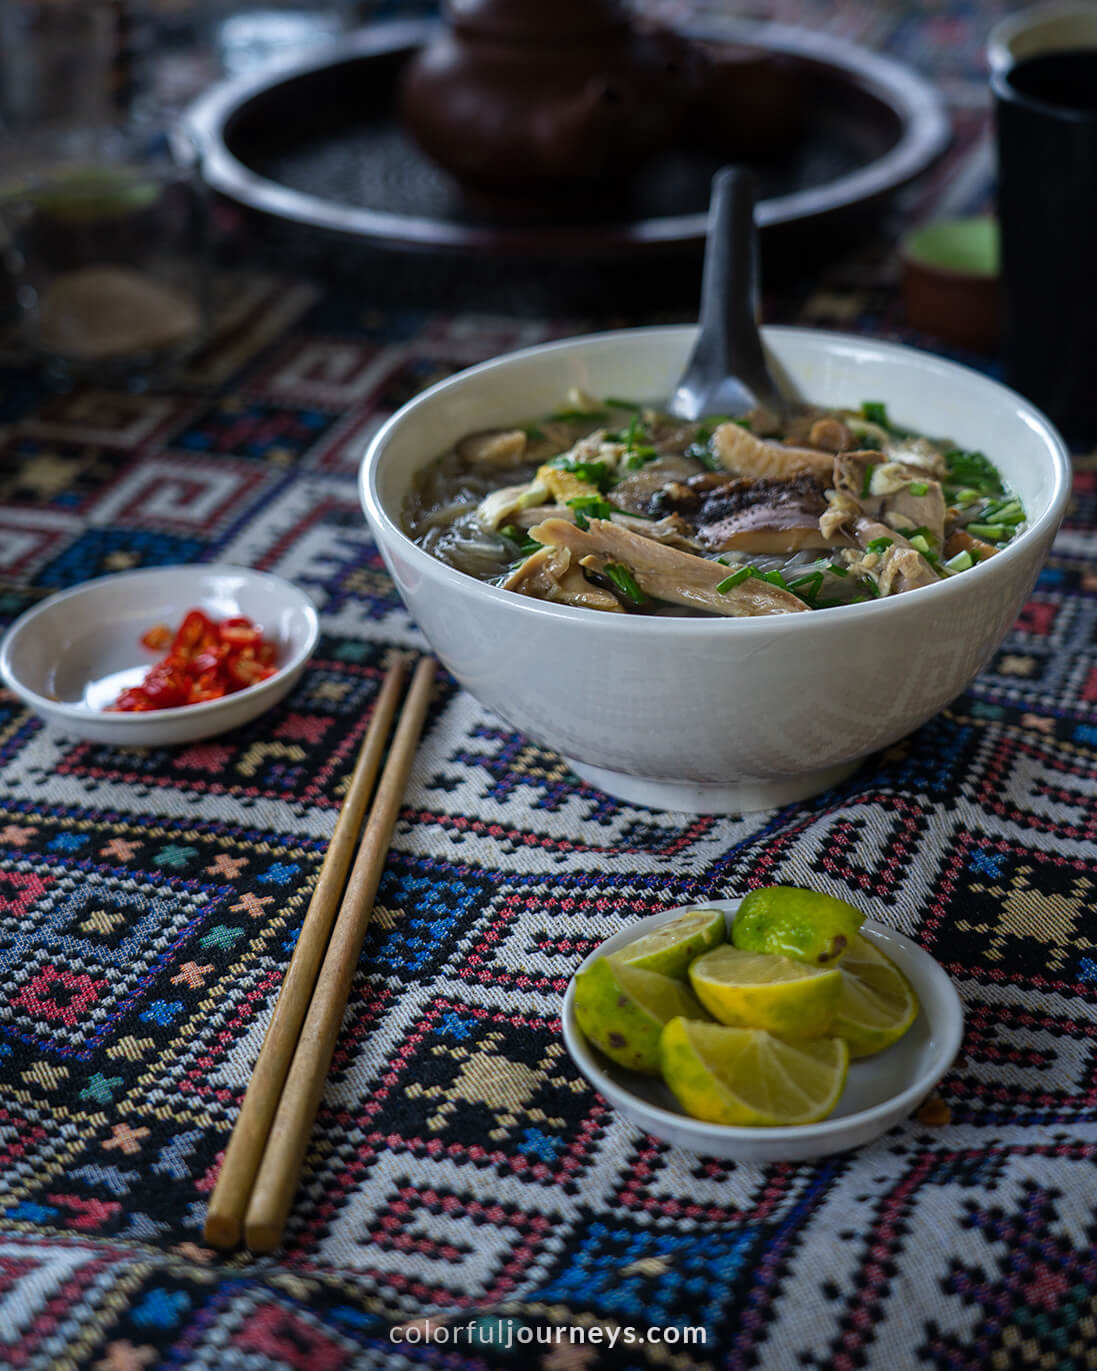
[3, 4, 1097, 1369]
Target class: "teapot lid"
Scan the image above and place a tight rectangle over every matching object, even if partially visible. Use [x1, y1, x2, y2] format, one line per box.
[445, 0, 629, 40]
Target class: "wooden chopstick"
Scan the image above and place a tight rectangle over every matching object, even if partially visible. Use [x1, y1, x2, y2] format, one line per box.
[203, 657, 409, 1250]
[243, 653, 437, 1254]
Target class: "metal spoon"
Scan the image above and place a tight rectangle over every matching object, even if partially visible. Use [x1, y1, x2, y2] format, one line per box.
[668, 166, 787, 424]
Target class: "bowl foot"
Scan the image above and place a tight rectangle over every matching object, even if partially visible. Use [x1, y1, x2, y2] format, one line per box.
[565, 758, 860, 814]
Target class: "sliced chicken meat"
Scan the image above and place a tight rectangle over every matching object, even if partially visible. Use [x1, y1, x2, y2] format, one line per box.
[502, 544, 624, 612]
[528, 517, 807, 617]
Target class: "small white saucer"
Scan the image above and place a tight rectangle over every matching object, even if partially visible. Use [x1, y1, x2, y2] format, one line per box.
[561, 898, 964, 1162]
[0, 564, 319, 746]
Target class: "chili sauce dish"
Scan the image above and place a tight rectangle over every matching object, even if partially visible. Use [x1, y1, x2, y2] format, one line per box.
[0, 565, 319, 746]
[359, 325, 1070, 814]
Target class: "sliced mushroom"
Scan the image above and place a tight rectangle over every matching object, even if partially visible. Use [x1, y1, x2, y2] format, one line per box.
[529, 517, 807, 617]
[700, 501, 848, 555]
[611, 453, 705, 514]
[456, 429, 529, 468]
[688, 474, 847, 555]
[944, 528, 998, 562]
[807, 417, 855, 452]
[502, 544, 624, 612]
[712, 422, 843, 482]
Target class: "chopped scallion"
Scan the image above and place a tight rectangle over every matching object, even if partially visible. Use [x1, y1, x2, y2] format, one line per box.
[909, 534, 932, 556]
[866, 536, 893, 554]
[861, 401, 890, 428]
[716, 566, 755, 593]
[567, 495, 612, 530]
[862, 575, 881, 598]
[967, 522, 1008, 542]
[943, 550, 974, 573]
[908, 481, 929, 497]
[861, 465, 875, 498]
[603, 562, 645, 606]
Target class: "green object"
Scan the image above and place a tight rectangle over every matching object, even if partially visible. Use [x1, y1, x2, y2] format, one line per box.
[733, 885, 866, 968]
[909, 481, 929, 497]
[904, 216, 999, 278]
[573, 956, 707, 1074]
[21, 166, 161, 223]
[861, 401, 891, 428]
[717, 566, 755, 593]
[602, 562, 646, 607]
[866, 536, 893, 554]
[612, 907, 725, 979]
[567, 495, 612, 529]
[944, 448, 1005, 496]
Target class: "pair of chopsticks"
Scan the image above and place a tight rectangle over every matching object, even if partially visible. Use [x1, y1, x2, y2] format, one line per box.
[204, 655, 436, 1253]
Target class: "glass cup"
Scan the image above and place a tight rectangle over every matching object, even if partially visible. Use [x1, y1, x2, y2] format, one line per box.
[0, 140, 212, 381]
[993, 49, 1097, 443]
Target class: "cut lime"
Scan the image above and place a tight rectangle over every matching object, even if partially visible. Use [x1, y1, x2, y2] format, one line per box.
[613, 907, 725, 979]
[688, 944, 840, 1038]
[660, 1017, 849, 1127]
[832, 932, 919, 1057]
[573, 956, 707, 1074]
[732, 885, 865, 967]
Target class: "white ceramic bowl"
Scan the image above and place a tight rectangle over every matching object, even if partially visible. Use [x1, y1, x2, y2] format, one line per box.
[561, 899, 964, 1163]
[360, 325, 1071, 813]
[0, 564, 320, 745]
[987, 1, 1097, 72]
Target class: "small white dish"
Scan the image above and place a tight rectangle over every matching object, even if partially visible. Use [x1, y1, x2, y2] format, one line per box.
[561, 898, 964, 1162]
[0, 564, 320, 746]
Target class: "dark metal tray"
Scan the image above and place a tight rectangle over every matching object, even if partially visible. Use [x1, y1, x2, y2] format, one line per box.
[186, 18, 949, 262]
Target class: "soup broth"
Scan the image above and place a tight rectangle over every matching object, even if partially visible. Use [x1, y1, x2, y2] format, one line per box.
[403, 394, 1023, 618]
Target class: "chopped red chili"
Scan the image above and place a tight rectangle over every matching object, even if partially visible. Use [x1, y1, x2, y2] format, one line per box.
[108, 608, 279, 712]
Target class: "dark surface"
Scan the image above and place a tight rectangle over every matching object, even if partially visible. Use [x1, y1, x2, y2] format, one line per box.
[994, 51, 1097, 442]
[187, 19, 948, 309]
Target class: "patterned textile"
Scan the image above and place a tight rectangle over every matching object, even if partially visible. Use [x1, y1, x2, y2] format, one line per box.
[3, 4, 1097, 1370]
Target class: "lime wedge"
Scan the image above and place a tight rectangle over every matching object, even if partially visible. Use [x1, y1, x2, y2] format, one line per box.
[732, 885, 864, 967]
[660, 1017, 849, 1127]
[613, 907, 725, 979]
[688, 944, 840, 1038]
[832, 932, 919, 1057]
[573, 956, 707, 1074]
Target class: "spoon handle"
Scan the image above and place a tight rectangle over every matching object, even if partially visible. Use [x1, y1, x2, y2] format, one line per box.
[701, 167, 761, 372]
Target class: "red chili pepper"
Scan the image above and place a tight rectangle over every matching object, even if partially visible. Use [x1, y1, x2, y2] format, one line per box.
[141, 624, 173, 652]
[171, 609, 214, 661]
[219, 618, 262, 647]
[110, 608, 279, 713]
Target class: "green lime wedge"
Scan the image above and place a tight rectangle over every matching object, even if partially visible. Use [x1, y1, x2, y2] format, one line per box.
[573, 956, 708, 1074]
[612, 907, 725, 979]
[732, 885, 865, 967]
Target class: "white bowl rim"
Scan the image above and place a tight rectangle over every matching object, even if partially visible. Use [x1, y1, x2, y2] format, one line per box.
[0, 562, 321, 725]
[561, 898, 965, 1146]
[360, 323, 1072, 636]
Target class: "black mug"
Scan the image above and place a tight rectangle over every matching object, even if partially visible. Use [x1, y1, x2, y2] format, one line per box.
[993, 50, 1097, 444]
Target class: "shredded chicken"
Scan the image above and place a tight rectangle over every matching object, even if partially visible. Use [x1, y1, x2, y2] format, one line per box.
[834, 456, 947, 547]
[528, 517, 807, 617]
[502, 544, 624, 612]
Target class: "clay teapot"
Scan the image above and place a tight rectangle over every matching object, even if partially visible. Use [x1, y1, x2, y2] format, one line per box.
[400, 0, 693, 194]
